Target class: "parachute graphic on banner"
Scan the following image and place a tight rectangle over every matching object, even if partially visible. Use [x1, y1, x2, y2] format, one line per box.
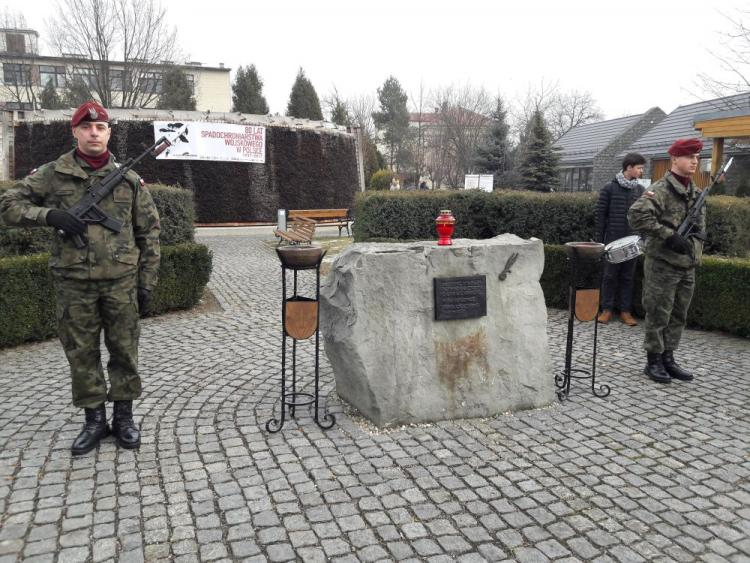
[152, 121, 266, 163]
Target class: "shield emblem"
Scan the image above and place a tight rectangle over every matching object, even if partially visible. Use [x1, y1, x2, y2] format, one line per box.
[284, 298, 318, 340]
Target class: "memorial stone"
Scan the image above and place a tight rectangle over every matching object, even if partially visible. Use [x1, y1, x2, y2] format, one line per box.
[319, 235, 554, 427]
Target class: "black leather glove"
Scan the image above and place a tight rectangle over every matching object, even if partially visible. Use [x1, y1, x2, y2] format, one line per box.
[138, 288, 151, 314]
[46, 209, 86, 235]
[665, 233, 692, 254]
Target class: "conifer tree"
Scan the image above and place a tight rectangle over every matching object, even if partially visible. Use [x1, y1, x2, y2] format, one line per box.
[64, 76, 92, 108]
[232, 64, 269, 114]
[372, 76, 409, 169]
[157, 67, 196, 110]
[474, 96, 511, 179]
[519, 110, 560, 192]
[40, 80, 65, 109]
[330, 99, 349, 126]
[286, 68, 323, 120]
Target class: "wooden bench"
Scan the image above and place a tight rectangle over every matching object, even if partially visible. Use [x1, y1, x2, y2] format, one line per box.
[274, 216, 316, 245]
[288, 208, 352, 237]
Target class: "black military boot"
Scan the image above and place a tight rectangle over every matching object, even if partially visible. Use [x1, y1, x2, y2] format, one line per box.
[645, 352, 671, 384]
[112, 400, 141, 449]
[71, 403, 109, 456]
[662, 350, 694, 381]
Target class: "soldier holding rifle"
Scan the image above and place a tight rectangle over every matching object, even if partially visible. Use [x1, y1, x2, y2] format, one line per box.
[0, 101, 160, 455]
[628, 138, 718, 384]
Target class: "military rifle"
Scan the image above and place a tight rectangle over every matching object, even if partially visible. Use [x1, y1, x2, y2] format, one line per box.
[677, 156, 733, 239]
[59, 124, 188, 249]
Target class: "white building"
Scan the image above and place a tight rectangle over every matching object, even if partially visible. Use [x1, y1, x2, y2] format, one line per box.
[0, 28, 231, 112]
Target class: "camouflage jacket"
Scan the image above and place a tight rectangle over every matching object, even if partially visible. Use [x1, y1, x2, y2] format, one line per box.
[627, 171, 705, 269]
[0, 150, 161, 289]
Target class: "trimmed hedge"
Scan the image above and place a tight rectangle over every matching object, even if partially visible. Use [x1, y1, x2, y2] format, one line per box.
[0, 183, 195, 256]
[352, 192, 749, 338]
[542, 246, 750, 338]
[148, 243, 212, 316]
[149, 184, 195, 246]
[0, 254, 56, 346]
[353, 190, 750, 257]
[13, 120, 360, 223]
[0, 243, 213, 348]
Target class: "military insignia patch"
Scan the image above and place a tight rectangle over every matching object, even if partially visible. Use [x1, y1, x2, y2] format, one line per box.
[88, 107, 98, 120]
[29, 168, 38, 175]
[644, 190, 655, 199]
[139, 178, 145, 187]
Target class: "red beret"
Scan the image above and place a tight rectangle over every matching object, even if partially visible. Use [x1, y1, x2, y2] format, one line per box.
[668, 138, 703, 157]
[71, 101, 109, 127]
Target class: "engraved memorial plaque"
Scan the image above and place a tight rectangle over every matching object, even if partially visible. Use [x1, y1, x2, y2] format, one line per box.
[434, 275, 487, 321]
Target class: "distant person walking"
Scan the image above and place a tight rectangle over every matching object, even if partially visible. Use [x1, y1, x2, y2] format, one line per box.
[595, 153, 646, 326]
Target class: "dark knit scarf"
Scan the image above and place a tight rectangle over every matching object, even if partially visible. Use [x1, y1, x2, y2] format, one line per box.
[75, 149, 110, 170]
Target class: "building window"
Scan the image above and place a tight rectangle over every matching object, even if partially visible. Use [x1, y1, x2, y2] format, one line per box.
[142, 72, 162, 93]
[110, 69, 123, 91]
[560, 166, 593, 191]
[2, 101, 34, 110]
[3, 63, 32, 85]
[5, 33, 25, 54]
[71, 69, 96, 88]
[186, 73, 194, 94]
[39, 65, 66, 88]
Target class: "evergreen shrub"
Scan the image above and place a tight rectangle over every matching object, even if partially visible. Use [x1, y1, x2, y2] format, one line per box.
[369, 169, 393, 191]
[353, 190, 750, 257]
[0, 243, 212, 348]
[542, 246, 750, 338]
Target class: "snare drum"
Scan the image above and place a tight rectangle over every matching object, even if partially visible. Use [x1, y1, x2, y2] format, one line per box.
[604, 235, 643, 264]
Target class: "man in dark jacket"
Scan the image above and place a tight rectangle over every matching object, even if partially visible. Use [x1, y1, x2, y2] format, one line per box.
[595, 153, 646, 326]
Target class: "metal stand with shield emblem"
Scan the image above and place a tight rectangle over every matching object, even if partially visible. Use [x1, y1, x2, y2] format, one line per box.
[555, 242, 612, 401]
[266, 246, 336, 432]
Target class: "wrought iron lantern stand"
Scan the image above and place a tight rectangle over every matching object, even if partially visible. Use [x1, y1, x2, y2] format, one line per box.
[266, 247, 336, 433]
[556, 243, 611, 401]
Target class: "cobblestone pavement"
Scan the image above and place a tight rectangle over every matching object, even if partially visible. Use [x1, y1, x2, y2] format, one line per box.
[1, 230, 749, 563]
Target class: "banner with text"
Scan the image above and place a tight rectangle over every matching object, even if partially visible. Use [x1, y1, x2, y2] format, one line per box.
[153, 121, 266, 163]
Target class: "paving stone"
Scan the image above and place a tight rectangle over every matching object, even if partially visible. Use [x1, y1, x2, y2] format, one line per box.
[0, 232, 747, 563]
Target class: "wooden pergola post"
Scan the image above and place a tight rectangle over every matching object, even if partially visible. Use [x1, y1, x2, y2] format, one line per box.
[694, 111, 750, 176]
[711, 138, 724, 178]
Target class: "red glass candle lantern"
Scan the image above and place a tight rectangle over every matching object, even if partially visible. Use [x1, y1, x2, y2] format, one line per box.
[435, 209, 456, 246]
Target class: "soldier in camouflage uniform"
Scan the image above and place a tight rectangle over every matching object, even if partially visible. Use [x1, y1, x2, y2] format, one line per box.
[0, 101, 160, 455]
[627, 138, 705, 384]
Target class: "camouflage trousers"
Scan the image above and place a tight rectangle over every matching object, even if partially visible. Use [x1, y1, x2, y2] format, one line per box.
[55, 274, 141, 408]
[641, 256, 695, 353]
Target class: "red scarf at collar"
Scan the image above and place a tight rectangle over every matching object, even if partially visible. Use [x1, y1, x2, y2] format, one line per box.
[75, 149, 110, 170]
[670, 171, 691, 188]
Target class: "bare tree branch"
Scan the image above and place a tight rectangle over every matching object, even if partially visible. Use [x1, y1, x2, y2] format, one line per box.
[426, 84, 494, 187]
[46, 0, 178, 108]
[697, 8, 750, 103]
[548, 90, 603, 140]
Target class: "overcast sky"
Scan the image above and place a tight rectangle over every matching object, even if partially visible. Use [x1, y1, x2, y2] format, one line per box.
[3, 0, 749, 120]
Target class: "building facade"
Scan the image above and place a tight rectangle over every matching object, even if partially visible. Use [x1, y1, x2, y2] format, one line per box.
[0, 28, 231, 112]
[555, 107, 665, 191]
[622, 93, 750, 191]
